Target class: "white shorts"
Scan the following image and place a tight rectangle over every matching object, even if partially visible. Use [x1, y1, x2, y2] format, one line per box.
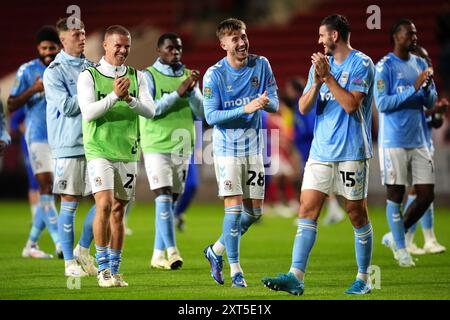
[214, 154, 265, 199]
[87, 158, 137, 201]
[53, 157, 92, 196]
[379, 147, 435, 186]
[301, 159, 369, 200]
[143, 153, 190, 194]
[28, 142, 53, 175]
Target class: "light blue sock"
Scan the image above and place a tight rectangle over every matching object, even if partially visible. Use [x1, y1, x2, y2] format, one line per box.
[40, 194, 60, 247]
[222, 205, 242, 264]
[155, 194, 176, 248]
[109, 248, 122, 275]
[153, 221, 165, 251]
[218, 207, 262, 245]
[28, 208, 46, 243]
[95, 245, 109, 273]
[386, 200, 406, 249]
[405, 195, 417, 233]
[58, 201, 78, 260]
[420, 203, 434, 230]
[240, 207, 262, 235]
[354, 223, 373, 274]
[291, 218, 317, 273]
[78, 204, 96, 249]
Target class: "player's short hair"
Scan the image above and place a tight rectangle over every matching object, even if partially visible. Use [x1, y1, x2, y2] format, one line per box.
[36, 25, 60, 45]
[56, 17, 85, 35]
[157, 32, 180, 48]
[104, 25, 131, 40]
[390, 18, 414, 43]
[216, 18, 246, 39]
[320, 14, 350, 43]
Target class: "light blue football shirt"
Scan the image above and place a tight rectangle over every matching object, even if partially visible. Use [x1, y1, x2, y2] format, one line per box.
[303, 50, 374, 162]
[203, 54, 278, 157]
[10, 59, 47, 145]
[374, 52, 437, 148]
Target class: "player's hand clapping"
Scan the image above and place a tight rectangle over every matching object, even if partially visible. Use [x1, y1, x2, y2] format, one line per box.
[414, 69, 433, 91]
[31, 76, 44, 93]
[114, 76, 130, 99]
[244, 91, 269, 114]
[312, 52, 331, 82]
[178, 70, 201, 97]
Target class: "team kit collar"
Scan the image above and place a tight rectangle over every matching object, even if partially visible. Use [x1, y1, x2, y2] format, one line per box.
[155, 58, 184, 76]
[99, 56, 127, 77]
[59, 49, 86, 66]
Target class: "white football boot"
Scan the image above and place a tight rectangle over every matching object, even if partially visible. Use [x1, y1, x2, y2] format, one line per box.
[65, 260, 88, 277]
[97, 268, 114, 288]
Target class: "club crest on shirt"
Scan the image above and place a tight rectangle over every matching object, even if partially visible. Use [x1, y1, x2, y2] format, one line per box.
[251, 76, 259, 88]
[339, 72, 349, 86]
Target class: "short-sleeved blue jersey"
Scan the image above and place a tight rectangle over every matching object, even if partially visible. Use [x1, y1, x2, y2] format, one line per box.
[10, 59, 47, 144]
[303, 50, 375, 162]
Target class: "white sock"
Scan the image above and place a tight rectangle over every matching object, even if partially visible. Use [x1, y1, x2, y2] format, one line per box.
[289, 267, 304, 281]
[167, 246, 177, 257]
[357, 272, 369, 282]
[230, 263, 243, 276]
[423, 229, 435, 243]
[31, 204, 38, 220]
[26, 240, 36, 248]
[213, 241, 225, 256]
[78, 245, 90, 256]
[65, 259, 77, 267]
[405, 231, 415, 246]
[152, 249, 165, 260]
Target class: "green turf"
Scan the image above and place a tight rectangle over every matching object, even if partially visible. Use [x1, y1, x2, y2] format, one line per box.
[0, 200, 449, 300]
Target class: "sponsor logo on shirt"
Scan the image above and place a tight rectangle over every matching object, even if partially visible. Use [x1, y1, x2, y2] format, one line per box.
[319, 91, 336, 101]
[396, 85, 411, 93]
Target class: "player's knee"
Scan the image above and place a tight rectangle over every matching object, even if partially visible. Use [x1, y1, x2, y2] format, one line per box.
[96, 200, 112, 216]
[417, 191, 434, 207]
[386, 185, 405, 203]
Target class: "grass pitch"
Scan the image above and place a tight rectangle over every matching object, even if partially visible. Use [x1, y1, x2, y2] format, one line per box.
[0, 200, 449, 300]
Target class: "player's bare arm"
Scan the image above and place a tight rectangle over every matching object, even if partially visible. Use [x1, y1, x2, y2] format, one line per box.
[7, 76, 44, 112]
[313, 52, 364, 114]
[298, 67, 322, 115]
